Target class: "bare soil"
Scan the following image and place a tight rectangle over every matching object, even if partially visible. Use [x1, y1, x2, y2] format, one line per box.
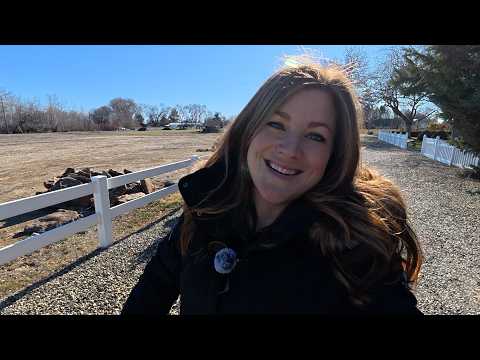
[0, 129, 221, 299]
[0, 129, 220, 248]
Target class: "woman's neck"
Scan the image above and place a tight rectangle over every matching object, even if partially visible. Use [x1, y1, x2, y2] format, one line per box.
[253, 191, 288, 231]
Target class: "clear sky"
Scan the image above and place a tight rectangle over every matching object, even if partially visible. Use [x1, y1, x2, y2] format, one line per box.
[0, 45, 395, 118]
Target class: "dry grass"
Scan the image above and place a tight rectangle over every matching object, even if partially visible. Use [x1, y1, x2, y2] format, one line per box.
[0, 129, 221, 299]
[0, 129, 221, 247]
[0, 129, 220, 204]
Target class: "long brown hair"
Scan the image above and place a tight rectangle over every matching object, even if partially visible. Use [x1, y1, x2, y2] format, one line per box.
[180, 55, 422, 305]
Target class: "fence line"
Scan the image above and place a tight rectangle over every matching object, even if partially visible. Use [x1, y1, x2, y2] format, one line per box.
[378, 130, 408, 149]
[0, 155, 202, 266]
[421, 135, 480, 168]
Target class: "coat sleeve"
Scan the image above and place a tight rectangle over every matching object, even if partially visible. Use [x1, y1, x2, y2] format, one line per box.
[338, 245, 423, 315]
[121, 215, 184, 315]
[364, 280, 423, 315]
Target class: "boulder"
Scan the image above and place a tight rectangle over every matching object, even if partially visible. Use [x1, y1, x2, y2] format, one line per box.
[77, 168, 91, 177]
[61, 168, 75, 177]
[49, 176, 83, 191]
[70, 195, 93, 208]
[109, 185, 129, 199]
[125, 182, 141, 192]
[43, 179, 56, 189]
[68, 173, 91, 183]
[115, 192, 145, 205]
[163, 180, 175, 187]
[140, 178, 155, 194]
[108, 169, 123, 177]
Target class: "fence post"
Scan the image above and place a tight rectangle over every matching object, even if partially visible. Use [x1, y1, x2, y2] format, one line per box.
[92, 175, 113, 248]
[449, 146, 455, 166]
[433, 136, 440, 161]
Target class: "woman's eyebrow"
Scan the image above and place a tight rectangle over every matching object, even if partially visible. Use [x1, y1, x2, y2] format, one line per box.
[275, 111, 290, 120]
[275, 111, 332, 134]
[307, 122, 332, 133]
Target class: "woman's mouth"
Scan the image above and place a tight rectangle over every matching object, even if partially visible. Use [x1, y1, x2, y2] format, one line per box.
[265, 160, 303, 176]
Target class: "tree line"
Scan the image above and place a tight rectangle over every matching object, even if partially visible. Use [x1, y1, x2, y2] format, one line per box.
[0, 93, 232, 134]
[1, 46, 478, 155]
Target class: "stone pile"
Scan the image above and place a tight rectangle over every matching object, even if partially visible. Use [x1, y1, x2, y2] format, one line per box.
[19, 167, 174, 236]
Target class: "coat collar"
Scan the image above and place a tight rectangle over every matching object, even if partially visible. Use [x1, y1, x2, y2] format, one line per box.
[178, 158, 320, 253]
[178, 157, 232, 209]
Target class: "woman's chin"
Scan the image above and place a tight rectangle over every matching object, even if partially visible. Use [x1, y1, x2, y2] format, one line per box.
[257, 189, 295, 208]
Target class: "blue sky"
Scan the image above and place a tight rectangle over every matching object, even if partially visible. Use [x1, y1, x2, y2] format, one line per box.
[0, 45, 395, 118]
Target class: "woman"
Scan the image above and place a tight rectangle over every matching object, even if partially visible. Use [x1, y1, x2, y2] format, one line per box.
[121, 56, 423, 315]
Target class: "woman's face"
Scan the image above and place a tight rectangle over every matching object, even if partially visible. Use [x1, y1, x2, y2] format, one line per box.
[247, 88, 336, 213]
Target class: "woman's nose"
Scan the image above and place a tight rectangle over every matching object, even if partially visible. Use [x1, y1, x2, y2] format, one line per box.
[277, 134, 301, 158]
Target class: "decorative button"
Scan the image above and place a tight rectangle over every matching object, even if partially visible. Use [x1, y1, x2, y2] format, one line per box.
[214, 248, 238, 274]
[183, 182, 188, 188]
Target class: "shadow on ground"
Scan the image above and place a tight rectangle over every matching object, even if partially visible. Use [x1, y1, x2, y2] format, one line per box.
[361, 135, 405, 152]
[0, 206, 182, 311]
[1, 208, 57, 229]
[129, 217, 179, 269]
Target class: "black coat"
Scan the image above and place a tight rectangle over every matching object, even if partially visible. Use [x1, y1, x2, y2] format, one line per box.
[121, 160, 422, 315]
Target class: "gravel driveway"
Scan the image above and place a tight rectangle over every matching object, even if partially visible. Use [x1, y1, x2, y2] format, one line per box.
[361, 136, 480, 314]
[1, 136, 479, 315]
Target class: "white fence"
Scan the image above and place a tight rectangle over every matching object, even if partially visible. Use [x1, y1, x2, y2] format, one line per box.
[378, 130, 408, 149]
[421, 135, 480, 168]
[0, 155, 203, 266]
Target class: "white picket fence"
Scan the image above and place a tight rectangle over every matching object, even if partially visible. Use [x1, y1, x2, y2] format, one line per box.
[378, 130, 408, 149]
[0, 155, 203, 266]
[421, 135, 480, 168]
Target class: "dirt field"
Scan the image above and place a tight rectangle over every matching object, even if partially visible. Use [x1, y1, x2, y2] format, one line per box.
[0, 129, 222, 298]
[0, 129, 221, 247]
[0, 129, 221, 204]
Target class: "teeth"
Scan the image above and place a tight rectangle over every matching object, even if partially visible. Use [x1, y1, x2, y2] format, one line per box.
[268, 161, 299, 175]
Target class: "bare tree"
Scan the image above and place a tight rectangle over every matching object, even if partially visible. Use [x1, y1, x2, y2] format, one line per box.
[371, 48, 431, 135]
[184, 104, 208, 125]
[0, 89, 13, 133]
[342, 46, 377, 129]
[143, 104, 171, 127]
[46, 94, 66, 132]
[144, 104, 160, 126]
[109, 98, 138, 129]
[173, 104, 189, 123]
[168, 107, 180, 123]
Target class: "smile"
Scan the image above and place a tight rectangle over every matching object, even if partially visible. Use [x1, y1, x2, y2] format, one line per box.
[265, 160, 303, 176]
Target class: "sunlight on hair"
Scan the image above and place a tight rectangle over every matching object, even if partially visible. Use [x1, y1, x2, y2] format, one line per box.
[278, 46, 358, 82]
[275, 46, 331, 70]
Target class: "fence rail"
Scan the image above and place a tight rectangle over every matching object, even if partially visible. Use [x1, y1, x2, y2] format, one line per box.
[421, 135, 480, 168]
[0, 155, 202, 266]
[378, 130, 408, 149]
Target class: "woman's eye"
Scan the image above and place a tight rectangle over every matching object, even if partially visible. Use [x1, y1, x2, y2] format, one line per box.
[307, 133, 326, 143]
[266, 121, 284, 130]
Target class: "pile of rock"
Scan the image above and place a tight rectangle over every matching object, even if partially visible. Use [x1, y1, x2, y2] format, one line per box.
[20, 167, 174, 236]
[38, 167, 162, 208]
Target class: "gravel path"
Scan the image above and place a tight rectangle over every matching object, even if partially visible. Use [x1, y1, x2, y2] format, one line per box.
[361, 136, 480, 314]
[0, 209, 183, 315]
[1, 136, 479, 315]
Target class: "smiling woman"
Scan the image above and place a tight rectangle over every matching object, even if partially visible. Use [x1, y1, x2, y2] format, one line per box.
[121, 55, 423, 315]
[247, 89, 336, 229]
